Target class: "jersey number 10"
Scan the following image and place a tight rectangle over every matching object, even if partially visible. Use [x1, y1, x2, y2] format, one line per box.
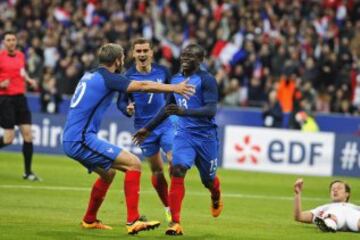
[70, 82, 87, 108]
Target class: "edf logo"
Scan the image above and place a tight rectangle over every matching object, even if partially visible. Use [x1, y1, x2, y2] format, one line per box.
[268, 140, 323, 165]
[225, 127, 334, 175]
[234, 136, 324, 166]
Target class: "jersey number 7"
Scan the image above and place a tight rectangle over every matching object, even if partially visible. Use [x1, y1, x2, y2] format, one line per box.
[147, 93, 154, 104]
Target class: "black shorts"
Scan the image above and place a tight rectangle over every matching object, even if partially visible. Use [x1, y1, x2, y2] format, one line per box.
[0, 95, 32, 129]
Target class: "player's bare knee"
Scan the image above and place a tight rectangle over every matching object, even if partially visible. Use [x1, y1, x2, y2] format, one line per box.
[152, 169, 164, 177]
[3, 130, 15, 144]
[104, 169, 116, 183]
[150, 163, 163, 174]
[170, 165, 187, 177]
[22, 132, 33, 142]
[115, 151, 142, 172]
[129, 155, 142, 171]
[19, 125, 33, 142]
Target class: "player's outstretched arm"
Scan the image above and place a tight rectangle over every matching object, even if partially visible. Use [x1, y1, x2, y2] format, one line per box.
[126, 79, 195, 99]
[102, 71, 194, 99]
[165, 102, 217, 117]
[294, 178, 313, 223]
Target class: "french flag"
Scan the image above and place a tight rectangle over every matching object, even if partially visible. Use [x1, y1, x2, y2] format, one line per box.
[160, 39, 181, 61]
[313, 16, 330, 37]
[219, 42, 239, 66]
[53, 7, 71, 26]
[253, 60, 263, 78]
[212, 31, 245, 67]
[85, 2, 96, 26]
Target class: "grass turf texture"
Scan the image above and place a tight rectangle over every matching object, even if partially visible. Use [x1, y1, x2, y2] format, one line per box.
[0, 152, 359, 239]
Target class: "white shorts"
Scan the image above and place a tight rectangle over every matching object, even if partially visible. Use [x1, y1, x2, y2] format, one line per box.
[344, 207, 360, 232]
[325, 207, 360, 232]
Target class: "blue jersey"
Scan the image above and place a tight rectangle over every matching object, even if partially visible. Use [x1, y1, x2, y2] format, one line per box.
[123, 63, 171, 129]
[170, 70, 218, 136]
[63, 67, 131, 142]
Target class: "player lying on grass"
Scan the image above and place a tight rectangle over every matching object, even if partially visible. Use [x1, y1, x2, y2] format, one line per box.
[133, 43, 223, 236]
[117, 38, 173, 223]
[294, 178, 360, 233]
[62, 43, 195, 235]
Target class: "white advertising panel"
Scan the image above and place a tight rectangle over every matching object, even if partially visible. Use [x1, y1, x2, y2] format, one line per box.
[223, 126, 335, 176]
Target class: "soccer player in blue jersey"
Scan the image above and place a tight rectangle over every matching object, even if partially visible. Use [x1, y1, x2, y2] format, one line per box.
[133, 44, 224, 236]
[117, 38, 173, 222]
[62, 43, 195, 235]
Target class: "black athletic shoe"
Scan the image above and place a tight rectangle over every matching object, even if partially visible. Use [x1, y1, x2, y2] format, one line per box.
[314, 217, 336, 233]
[23, 173, 42, 181]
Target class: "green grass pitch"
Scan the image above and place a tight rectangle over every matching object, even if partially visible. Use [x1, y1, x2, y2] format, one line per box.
[0, 151, 359, 239]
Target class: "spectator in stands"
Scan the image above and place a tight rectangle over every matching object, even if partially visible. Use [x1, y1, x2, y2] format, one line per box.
[222, 78, 241, 106]
[301, 81, 317, 112]
[27, 47, 43, 84]
[330, 84, 354, 114]
[302, 58, 318, 84]
[0, 0, 360, 116]
[40, 68, 62, 114]
[295, 111, 319, 132]
[262, 90, 283, 128]
[277, 67, 297, 113]
[351, 60, 360, 113]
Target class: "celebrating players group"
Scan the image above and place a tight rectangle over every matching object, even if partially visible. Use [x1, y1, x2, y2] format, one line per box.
[1, 31, 359, 236]
[62, 38, 223, 235]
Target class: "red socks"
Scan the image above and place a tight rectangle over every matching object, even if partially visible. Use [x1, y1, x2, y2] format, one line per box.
[151, 173, 169, 207]
[209, 176, 221, 201]
[83, 178, 111, 223]
[169, 177, 185, 223]
[124, 170, 141, 223]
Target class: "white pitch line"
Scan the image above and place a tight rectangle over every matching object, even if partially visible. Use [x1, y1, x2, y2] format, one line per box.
[0, 184, 334, 202]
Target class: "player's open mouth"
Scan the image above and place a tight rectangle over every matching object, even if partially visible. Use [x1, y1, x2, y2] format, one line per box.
[182, 63, 190, 68]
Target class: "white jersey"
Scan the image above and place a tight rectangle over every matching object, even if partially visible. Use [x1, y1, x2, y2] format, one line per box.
[311, 202, 360, 232]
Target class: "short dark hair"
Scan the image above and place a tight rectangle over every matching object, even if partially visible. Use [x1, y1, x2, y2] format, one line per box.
[2, 31, 16, 40]
[184, 43, 205, 62]
[131, 38, 153, 50]
[329, 180, 351, 202]
[97, 43, 124, 66]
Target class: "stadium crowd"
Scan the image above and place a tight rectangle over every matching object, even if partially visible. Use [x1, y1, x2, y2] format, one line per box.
[0, 0, 360, 116]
